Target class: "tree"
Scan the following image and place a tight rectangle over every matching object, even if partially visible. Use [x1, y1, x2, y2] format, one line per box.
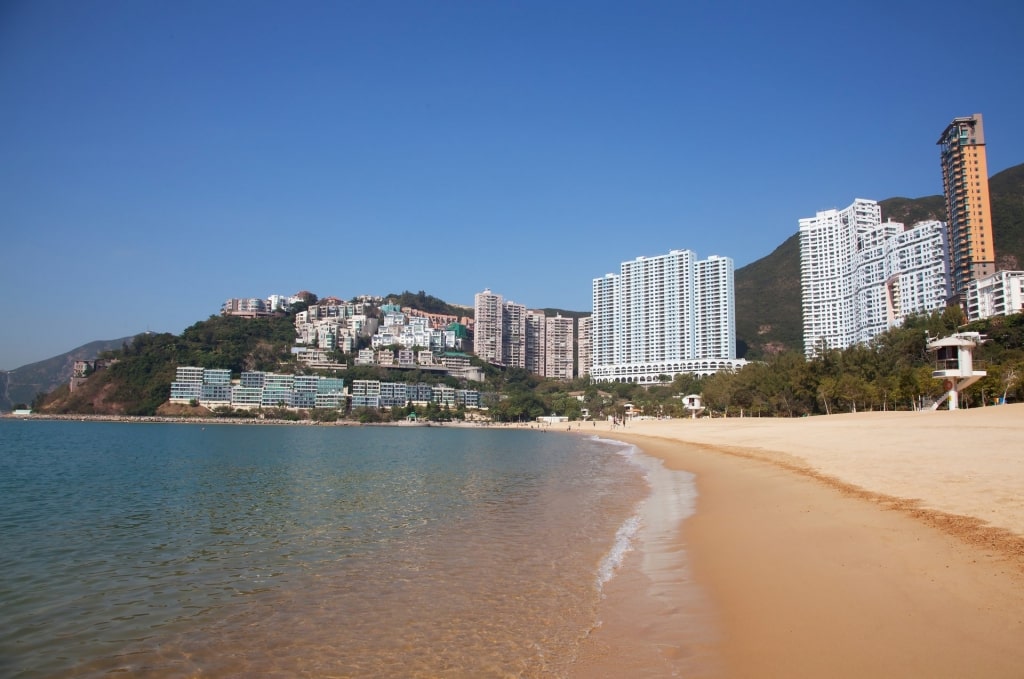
[1000, 364, 1022, 403]
[817, 376, 837, 415]
[701, 370, 737, 416]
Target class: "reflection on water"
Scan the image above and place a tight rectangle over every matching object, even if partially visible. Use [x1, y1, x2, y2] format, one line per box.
[1, 422, 657, 678]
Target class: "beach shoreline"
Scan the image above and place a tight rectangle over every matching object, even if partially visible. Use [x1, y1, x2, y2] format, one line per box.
[9, 408, 1024, 676]
[596, 406, 1024, 678]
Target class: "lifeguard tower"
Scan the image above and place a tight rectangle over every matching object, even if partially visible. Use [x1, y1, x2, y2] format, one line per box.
[927, 331, 987, 410]
[681, 394, 705, 418]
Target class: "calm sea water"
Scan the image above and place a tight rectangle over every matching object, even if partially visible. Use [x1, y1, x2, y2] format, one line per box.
[0, 420, 699, 678]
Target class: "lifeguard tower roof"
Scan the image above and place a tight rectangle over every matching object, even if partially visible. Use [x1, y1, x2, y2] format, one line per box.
[927, 334, 980, 349]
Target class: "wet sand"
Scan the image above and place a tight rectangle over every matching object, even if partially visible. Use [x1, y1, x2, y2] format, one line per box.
[592, 405, 1024, 678]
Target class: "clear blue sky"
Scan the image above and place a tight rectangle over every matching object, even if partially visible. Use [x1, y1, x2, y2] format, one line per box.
[2, 0, 1023, 370]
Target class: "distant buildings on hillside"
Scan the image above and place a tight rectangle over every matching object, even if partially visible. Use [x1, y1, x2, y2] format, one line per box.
[221, 294, 297, 318]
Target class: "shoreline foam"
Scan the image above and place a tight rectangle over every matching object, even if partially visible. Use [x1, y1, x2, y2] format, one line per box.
[598, 405, 1024, 677]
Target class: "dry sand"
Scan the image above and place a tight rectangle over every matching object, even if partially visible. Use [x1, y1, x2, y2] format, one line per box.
[590, 404, 1024, 678]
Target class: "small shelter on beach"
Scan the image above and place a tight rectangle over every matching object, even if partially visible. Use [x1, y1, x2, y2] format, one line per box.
[536, 414, 569, 425]
[927, 331, 987, 410]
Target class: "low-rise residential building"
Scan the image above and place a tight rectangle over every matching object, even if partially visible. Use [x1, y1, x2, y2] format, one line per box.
[170, 367, 347, 411]
[261, 373, 295, 407]
[967, 270, 1024, 321]
[408, 383, 436, 403]
[380, 381, 409, 408]
[169, 368, 211, 404]
[433, 385, 456, 407]
[351, 379, 381, 409]
[315, 378, 346, 408]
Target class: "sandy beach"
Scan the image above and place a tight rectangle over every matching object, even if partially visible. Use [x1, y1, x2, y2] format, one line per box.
[586, 404, 1024, 678]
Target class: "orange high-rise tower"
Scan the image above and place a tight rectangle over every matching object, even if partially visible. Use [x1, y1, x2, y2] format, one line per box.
[938, 113, 995, 303]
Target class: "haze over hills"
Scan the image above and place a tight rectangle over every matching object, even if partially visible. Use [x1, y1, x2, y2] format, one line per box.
[735, 161, 1024, 359]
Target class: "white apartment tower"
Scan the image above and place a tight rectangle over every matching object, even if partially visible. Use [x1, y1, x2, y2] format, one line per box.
[799, 199, 882, 355]
[590, 249, 742, 383]
[800, 199, 950, 356]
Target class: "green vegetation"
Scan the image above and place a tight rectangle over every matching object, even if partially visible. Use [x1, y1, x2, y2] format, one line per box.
[699, 312, 1024, 416]
[384, 290, 471, 317]
[36, 315, 299, 416]
[733, 234, 802, 359]
[990, 163, 1024, 270]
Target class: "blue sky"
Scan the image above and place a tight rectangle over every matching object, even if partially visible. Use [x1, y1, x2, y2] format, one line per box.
[2, 0, 1023, 369]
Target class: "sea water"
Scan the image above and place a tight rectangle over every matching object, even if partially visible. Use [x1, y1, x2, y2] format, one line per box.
[0, 420, 701, 678]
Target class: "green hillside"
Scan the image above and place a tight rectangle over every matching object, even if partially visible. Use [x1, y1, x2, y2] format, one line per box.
[0, 337, 136, 411]
[36, 315, 297, 416]
[734, 234, 802, 359]
[990, 163, 1024, 270]
[735, 162, 1024, 359]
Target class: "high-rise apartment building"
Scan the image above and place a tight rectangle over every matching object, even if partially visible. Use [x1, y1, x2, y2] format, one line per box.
[525, 309, 546, 375]
[799, 199, 882, 354]
[577, 316, 591, 378]
[474, 289, 548, 372]
[590, 250, 743, 383]
[800, 199, 950, 356]
[544, 315, 575, 380]
[502, 301, 527, 369]
[938, 114, 995, 302]
[473, 289, 504, 365]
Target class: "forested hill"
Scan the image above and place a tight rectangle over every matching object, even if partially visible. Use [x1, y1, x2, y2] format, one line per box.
[735, 161, 1024, 359]
[35, 315, 297, 416]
